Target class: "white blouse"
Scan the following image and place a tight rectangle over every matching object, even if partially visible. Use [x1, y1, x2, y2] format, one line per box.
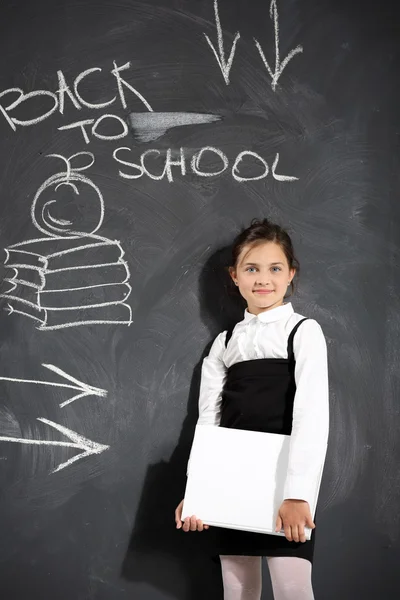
[187, 302, 330, 508]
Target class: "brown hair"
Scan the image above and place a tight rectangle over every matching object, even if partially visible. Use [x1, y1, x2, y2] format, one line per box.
[228, 218, 300, 299]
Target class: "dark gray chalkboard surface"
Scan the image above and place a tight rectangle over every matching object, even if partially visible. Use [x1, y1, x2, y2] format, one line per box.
[0, 1, 399, 598]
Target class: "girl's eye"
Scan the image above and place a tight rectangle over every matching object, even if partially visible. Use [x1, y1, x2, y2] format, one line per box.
[245, 267, 281, 272]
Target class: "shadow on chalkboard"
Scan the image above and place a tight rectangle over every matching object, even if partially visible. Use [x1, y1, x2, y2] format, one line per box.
[120, 245, 245, 599]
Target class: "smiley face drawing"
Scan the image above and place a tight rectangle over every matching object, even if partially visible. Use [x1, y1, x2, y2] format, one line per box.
[1, 152, 132, 330]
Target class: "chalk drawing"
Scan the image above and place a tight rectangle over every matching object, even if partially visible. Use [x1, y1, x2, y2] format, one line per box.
[271, 152, 298, 181]
[204, 0, 241, 85]
[59, 113, 129, 145]
[114, 146, 298, 183]
[0, 152, 132, 330]
[0, 363, 107, 408]
[0, 417, 109, 473]
[128, 111, 221, 142]
[0, 60, 152, 132]
[254, 0, 303, 91]
[0, 88, 59, 131]
[74, 67, 117, 109]
[191, 146, 229, 177]
[232, 150, 269, 182]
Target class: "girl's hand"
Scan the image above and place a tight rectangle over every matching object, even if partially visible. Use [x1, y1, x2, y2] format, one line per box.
[175, 499, 210, 532]
[275, 499, 315, 543]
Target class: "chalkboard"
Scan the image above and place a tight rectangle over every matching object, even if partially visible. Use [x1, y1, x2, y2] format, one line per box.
[0, 1, 399, 599]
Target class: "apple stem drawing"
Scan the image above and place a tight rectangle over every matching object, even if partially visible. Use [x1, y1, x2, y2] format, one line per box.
[254, 0, 303, 91]
[0, 417, 109, 473]
[0, 363, 107, 408]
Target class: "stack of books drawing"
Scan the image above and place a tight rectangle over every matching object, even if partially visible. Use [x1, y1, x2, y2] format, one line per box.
[1, 234, 132, 330]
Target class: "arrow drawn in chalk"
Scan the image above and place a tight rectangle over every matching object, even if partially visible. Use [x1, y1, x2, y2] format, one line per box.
[0, 417, 109, 473]
[204, 0, 241, 85]
[0, 364, 107, 408]
[254, 0, 303, 91]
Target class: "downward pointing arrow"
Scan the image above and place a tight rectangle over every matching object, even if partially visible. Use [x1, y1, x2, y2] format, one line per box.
[204, 0, 241, 85]
[0, 417, 109, 473]
[0, 363, 107, 408]
[254, 0, 303, 91]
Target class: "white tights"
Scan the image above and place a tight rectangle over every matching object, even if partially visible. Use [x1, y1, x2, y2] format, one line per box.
[219, 555, 315, 600]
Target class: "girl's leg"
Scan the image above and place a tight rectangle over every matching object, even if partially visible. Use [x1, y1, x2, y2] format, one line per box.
[219, 555, 262, 600]
[266, 556, 314, 600]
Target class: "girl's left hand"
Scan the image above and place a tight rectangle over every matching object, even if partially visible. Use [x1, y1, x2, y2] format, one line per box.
[275, 499, 315, 543]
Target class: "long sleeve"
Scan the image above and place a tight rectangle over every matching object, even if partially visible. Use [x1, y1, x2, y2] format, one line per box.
[186, 331, 227, 475]
[282, 319, 330, 506]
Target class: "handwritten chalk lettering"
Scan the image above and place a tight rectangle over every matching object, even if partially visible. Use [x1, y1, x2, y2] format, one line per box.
[57, 70, 82, 114]
[0, 88, 59, 131]
[111, 61, 153, 111]
[92, 114, 128, 141]
[58, 119, 94, 144]
[113, 146, 298, 183]
[141, 149, 168, 181]
[165, 148, 186, 181]
[59, 114, 129, 144]
[113, 147, 144, 179]
[74, 68, 116, 109]
[114, 147, 187, 182]
[232, 151, 269, 182]
[191, 146, 229, 177]
[271, 152, 298, 181]
[0, 61, 152, 131]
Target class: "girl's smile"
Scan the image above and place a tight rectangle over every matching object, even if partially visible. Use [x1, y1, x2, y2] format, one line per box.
[229, 241, 295, 314]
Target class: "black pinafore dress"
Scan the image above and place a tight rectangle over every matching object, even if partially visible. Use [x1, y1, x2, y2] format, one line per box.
[209, 317, 318, 564]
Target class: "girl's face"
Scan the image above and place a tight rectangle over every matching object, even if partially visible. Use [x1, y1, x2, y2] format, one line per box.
[229, 241, 296, 314]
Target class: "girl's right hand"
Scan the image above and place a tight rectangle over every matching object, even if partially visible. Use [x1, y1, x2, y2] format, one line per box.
[175, 499, 209, 532]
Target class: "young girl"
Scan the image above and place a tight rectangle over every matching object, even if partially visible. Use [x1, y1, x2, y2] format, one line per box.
[175, 218, 330, 600]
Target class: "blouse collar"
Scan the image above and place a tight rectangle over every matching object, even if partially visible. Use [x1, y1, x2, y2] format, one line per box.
[243, 302, 294, 323]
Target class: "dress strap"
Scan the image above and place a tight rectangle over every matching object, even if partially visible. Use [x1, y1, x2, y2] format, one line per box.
[224, 326, 234, 348]
[287, 317, 309, 360]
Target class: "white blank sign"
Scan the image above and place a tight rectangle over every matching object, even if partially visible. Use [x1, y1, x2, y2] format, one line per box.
[182, 424, 322, 540]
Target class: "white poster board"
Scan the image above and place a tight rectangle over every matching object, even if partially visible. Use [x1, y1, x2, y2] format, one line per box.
[182, 424, 323, 540]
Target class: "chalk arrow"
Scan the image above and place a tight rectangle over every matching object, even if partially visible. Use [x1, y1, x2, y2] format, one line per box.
[0, 417, 109, 473]
[0, 364, 107, 408]
[204, 0, 241, 85]
[254, 0, 303, 91]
